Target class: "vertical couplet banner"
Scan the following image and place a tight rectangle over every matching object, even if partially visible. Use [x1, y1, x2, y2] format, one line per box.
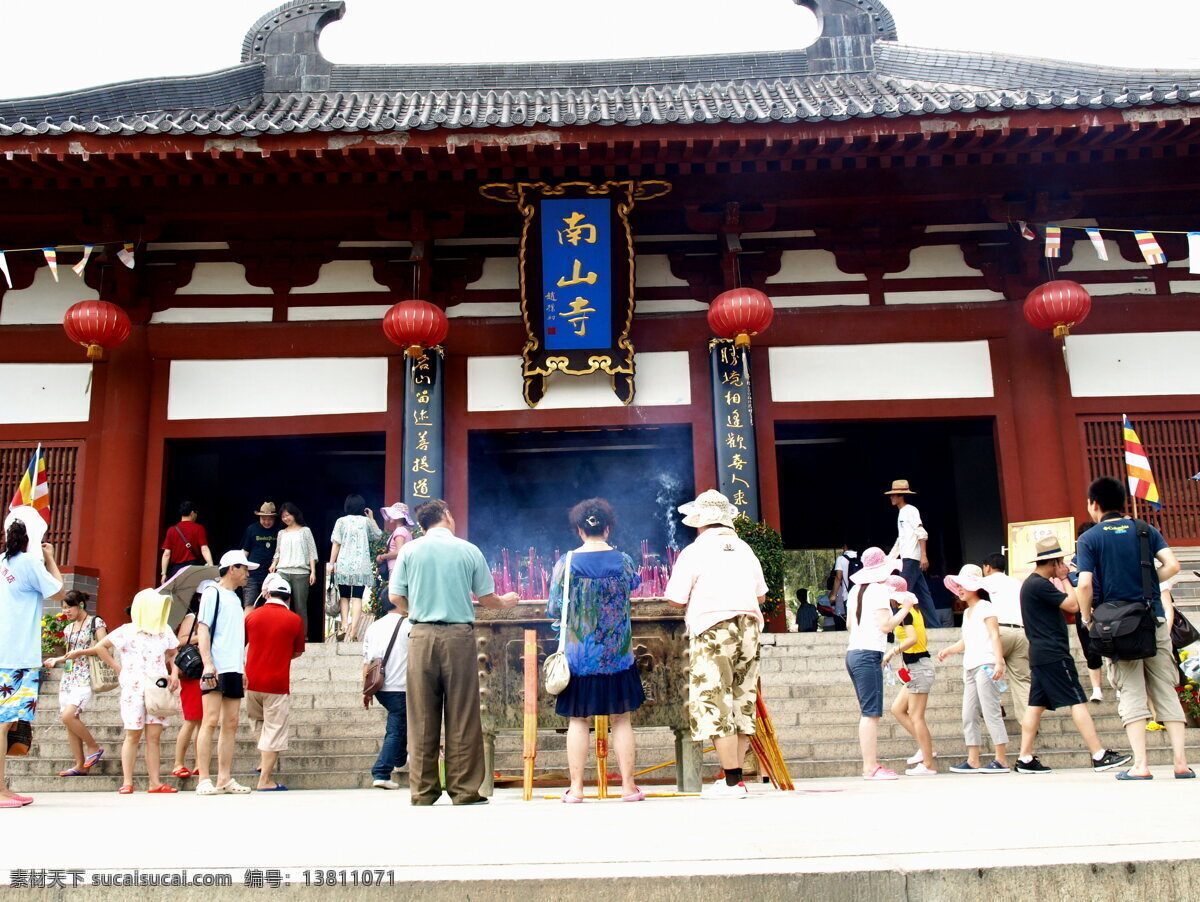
[403, 348, 444, 510]
[709, 339, 761, 522]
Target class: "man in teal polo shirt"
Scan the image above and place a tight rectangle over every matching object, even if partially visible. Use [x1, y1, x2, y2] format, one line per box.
[389, 499, 518, 805]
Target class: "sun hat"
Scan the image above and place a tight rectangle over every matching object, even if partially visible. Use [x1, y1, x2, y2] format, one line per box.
[850, 547, 902, 584]
[678, 490, 738, 529]
[1029, 534, 1068, 564]
[218, 549, 259, 570]
[254, 502, 278, 517]
[130, 588, 172, 633]
[3, 505, 47, 550]
[261, 573, 292, 598]
[944, 564, 985, 597]
[381, 502, 416, 526]
[884, 479, 917, 495]
[884, 574, 909, 592]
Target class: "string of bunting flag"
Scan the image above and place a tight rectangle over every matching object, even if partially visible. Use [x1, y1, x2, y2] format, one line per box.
[0, 240, 136, 289]
[1016, 221, 1200, 271]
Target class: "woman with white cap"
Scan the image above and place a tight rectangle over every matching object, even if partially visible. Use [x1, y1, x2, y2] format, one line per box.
[66, 588, 182, 793]
[845, 547, 916, 781]
[938, 566, 1010, 774]
[0, 506, 65, 807]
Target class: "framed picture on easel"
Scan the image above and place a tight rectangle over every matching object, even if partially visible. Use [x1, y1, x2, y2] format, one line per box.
[1007, 517, 1077, 584]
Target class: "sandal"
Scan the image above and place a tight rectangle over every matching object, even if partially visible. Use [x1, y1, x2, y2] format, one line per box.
[171, 766, 193, 779]
[1115, 771, 1153, 781]
[83, 748, 104, 769]
[148, 785, 179, 794]
[1176, 768, 1196, 779]
[59, 768, 87, 777]
[0, 798, 26, 809]
[561, 789, 583, 804]
[218, 779, 252, 794]
[117, 785, 135, 794]
[620, 787, 646, 802]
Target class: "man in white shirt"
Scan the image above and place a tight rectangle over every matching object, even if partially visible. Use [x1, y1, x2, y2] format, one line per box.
[885, 479, 940, 629]
[195, 549, 255, 796]
[829, 544, 858, 623]
[981, 553, 1031, 723]
[665, 490, 767, 800]
[363, 600, 412, 790]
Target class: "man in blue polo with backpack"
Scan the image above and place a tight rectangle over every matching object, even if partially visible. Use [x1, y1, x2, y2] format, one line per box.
[1076, 476, 1192, 781]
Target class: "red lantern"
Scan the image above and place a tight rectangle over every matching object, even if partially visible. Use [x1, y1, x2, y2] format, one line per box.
[708, 288, 774, 349]
[1023, 280, 1092, 340]
[382, 299, 449, 358]
[62, 300, 131, 360]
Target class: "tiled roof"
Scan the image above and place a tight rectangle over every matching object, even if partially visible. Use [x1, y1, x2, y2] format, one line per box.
[0, 0, 1198, 138]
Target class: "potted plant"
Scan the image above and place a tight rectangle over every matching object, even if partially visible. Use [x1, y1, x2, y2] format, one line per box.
[41, 611, 69, 665]
[734, 516, 787, 632]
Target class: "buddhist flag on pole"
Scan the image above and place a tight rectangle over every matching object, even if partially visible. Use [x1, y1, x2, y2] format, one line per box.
[1188, 232, 1200, 275]
[1044, 225, 1062, 258]
[71, 244, 94, 277]
[1086, 228, 1109, 262]
[0, 251, 10, 289]
[1019, 221, 1036, 241]
[42, 248, 58, 282]
[117, 242, 136, 269]
[1135, 231, 1166, 266]
[9, 444, 50, 524]
[1123, 415, 1162, 510]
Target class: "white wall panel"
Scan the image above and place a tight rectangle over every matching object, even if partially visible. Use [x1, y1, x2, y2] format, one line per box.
[769, 341, 994, 402]
[150, 308, 273, 324]
[0, 269, 89, 325]
[885, 244, 977, 279]
[176, 263, 272, 295]
[0, 364, 92, 423]
[168, 358, 388, 420]
[768, 249, 866, 284]
[467, 258, 519, 290]
[291, 261, 388, 294]
[288, 305, 392, 321]
[634, 254, 688, 288]
[467, 352, 690, 411]
[1066, 332, 1200, 397]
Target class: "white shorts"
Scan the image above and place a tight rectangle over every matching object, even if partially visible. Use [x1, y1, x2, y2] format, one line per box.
[119, 683, 169, 731]
[58, 683, 94, 715]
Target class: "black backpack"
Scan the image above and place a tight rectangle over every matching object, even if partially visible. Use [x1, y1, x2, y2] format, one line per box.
[1087, 519, 1159, 661]
[825, 552, 862, 592]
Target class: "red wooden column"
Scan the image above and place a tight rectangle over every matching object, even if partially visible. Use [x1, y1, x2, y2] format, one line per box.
[78, 327, 153, 626]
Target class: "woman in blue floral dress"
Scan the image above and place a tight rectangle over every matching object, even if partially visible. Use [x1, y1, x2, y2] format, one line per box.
[546, 498, 646, 802]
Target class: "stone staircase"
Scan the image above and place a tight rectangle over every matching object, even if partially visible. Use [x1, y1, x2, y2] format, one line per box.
[11, 615, 1200, 792]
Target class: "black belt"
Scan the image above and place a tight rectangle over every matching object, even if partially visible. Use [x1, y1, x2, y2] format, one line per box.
[998, 623, 1022, 629]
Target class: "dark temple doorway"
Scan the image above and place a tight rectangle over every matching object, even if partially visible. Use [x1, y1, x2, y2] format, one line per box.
[162, 433, 386, 639]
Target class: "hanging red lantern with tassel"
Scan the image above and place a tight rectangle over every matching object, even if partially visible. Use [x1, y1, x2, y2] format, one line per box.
[62, 300, 131, 360]
[708, 288, 774, 348]
[382, 299, 448, 357]
[1023, 280, 1092, 340]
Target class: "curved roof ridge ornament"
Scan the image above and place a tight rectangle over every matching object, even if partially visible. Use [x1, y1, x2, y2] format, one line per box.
[793, 0, 898, 74]
[242, 1, 346, 92]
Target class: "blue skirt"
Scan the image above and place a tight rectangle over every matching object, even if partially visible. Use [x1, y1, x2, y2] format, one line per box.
[555, 664, 645, 719]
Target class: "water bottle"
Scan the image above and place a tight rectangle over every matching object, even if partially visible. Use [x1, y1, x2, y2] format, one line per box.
[982, 664, 1009, 694]
[884, 663, 897, 686]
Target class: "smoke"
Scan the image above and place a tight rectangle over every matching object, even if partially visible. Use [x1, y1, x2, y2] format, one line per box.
[656, 471, 684, 551]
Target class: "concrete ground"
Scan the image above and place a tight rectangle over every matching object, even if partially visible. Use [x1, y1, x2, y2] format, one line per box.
[2, 768, 1197, 900]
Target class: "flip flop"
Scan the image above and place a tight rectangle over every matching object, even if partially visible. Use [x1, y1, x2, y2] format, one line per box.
[0, 798, 25, 809]
[10, 794, 32, 804]
[147, 785, 179, 794]
[1176, 768, 1196, 779]
[171, 766, 192, 779]
[257, 784, 288, 791]
[1115, 771, 1153, 781]
[561, 790, 583, 804]
[620, 787, 646, 802]
[117, 785, 135, 794]
[59, 768, 87, 777]
[83, 748, 104, 769]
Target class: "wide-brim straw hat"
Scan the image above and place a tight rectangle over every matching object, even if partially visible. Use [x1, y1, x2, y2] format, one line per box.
[851, 547, 902, 584]
[254, 502, 278, 517]
[884, 479, 917, 495]
[945, 564, 985, 596]
[1029, 534, 1068, 564]
[678, 490, 738, 529]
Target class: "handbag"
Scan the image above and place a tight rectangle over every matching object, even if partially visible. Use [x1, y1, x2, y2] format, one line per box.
[176, 589, 219, 681]
[86, 617, 119, 693]
[1171, 609, 1200, 650]
[543, 551, 573, 696]
[362, 615, 406, 708]
[325, 568, 342, 618]
[1088, 519, 1160, 661]
[144, 678, 180, 719]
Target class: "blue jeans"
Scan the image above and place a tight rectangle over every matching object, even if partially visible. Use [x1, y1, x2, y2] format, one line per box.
[372, 691, 408, 780]
[900, 558, 941, 628]
[845, 650, 884, 717]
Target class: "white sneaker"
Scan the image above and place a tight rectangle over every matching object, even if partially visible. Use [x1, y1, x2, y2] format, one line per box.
[701, 779, 749, 799]
[906, 750, 938, 765]
[905, 764, 938, 776]
[1090, 688, 1104, 702]
[373, 779, 400, 790]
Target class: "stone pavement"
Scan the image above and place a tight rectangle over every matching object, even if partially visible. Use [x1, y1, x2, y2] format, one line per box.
[3, 768, 1197, 900]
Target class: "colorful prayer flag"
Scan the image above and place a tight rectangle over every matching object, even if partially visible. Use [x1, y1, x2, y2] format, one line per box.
[1123, 415, 1162, 510]
[1044, 225, 1061, 258]
[9, 444, 50, 525]
[0, 251, 10, 289]
[117, 242, 135, 269]
[1189, 232, 1200, 276]
[1134, 230, 1166, 266]
[42, 247, 58, 282]
[1019, 221, 1036, 241]
[71, 244, 94, 277]
[1086, 228, 1109, 262]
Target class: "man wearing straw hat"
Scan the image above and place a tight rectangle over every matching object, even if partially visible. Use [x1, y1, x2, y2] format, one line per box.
[665, 490, 767, 799]
[1013, 535, 1131, 775]
[885, 480, 941, 629]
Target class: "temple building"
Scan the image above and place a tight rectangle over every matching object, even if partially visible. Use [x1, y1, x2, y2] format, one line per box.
[2, 0, 1200, 629]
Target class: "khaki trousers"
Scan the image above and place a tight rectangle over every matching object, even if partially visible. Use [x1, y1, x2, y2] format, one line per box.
[405, 623, 486, 805]
[1109, 621, 1186, 726]
[998, 626, 1031, 723]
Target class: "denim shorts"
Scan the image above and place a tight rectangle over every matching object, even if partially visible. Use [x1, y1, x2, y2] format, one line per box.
[846, 649, 884, 717]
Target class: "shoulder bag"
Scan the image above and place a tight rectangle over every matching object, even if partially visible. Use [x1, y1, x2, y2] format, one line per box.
[362, 615, 406, 708]
[1088, 519, 1159, 661]
[173, 525, 197, 563]
[86, 616, 119, 693]
[543, 551, 574, 696]
[175, 590, 218, 681]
